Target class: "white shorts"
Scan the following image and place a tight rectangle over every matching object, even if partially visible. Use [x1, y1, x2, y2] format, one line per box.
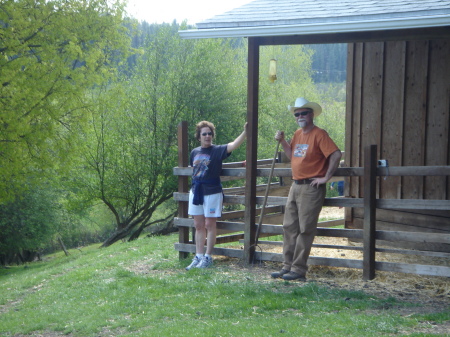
[188, 190, 223, 217]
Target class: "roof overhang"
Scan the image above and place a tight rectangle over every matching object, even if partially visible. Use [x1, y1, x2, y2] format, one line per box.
[179, 14, 450, 39]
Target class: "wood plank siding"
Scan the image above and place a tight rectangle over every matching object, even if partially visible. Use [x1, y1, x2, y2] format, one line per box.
[347, 39, 450, 252]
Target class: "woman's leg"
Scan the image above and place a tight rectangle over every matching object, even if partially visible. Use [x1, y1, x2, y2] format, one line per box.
[205, 217, 217, 255]
[193, 215, 206, 254]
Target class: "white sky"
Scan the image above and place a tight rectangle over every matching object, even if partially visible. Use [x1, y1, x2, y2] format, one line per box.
[125, 0, 253, 25]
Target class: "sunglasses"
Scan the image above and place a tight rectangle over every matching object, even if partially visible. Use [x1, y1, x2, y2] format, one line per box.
[201, 132, 213, 136]
[294, 110, 312, 117]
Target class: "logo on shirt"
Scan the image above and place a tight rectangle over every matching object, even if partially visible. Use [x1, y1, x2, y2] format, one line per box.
[294, 144, 308, 157]
[193, 153, 210, 179]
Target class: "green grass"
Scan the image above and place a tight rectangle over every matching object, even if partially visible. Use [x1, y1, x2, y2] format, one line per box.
[0, 234, 448, 337]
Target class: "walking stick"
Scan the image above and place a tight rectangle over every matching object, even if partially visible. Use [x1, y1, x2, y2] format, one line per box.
[253, 139, 281, 247]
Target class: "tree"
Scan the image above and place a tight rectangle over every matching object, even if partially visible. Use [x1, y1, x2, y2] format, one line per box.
[0, 0, 131, 203]
[257, 44, 318, 159]
[0, 183, 60, 265]
[308, 44, 347, 83]
[74, 23, 247, 247]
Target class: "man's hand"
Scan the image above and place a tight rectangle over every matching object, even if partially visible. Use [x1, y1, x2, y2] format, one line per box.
[310, 177, 328, 187]
[275, 130, 285, 142]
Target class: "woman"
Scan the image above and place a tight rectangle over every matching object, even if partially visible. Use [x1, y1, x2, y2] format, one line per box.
[186, 121, 247, 270]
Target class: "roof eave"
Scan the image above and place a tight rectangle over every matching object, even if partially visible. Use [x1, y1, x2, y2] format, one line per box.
[179, 15, 450, 39]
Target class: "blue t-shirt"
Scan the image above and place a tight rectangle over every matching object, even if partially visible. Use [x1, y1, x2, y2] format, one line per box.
[190, 144, 230, 196]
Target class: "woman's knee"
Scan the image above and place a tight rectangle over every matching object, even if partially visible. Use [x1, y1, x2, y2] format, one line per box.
[193, 216, 206, 230]
[204, 218, 217, 231]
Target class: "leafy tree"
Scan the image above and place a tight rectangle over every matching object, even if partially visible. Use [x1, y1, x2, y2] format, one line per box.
[0, 0, 131, 203]
[314, 83, 346, 150]
[257, 45, 319, 159]
[73, 23, 247, 247]
[308, 44, 347, 83]
[0, 183, 60, 265]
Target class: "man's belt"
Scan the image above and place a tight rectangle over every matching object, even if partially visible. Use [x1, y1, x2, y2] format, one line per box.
[294, 179, 314, 185]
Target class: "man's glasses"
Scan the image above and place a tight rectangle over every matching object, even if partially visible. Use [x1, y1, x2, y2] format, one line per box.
[294, 110, 312, 117]
[201, 132, 213, 136]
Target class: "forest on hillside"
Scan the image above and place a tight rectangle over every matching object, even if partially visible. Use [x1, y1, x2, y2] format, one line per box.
[0, 0, 346, 265]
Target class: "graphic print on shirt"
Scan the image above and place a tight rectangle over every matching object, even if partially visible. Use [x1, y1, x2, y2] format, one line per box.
[294, 144, 309, 157]
[192, 153, 211, 179]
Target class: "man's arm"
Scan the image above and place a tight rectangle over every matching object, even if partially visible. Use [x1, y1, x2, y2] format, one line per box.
[311, 150, 342, 187]
[275, 131, 292, 159]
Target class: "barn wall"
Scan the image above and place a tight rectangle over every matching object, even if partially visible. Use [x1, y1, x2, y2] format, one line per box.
[346, 39, 450, 250]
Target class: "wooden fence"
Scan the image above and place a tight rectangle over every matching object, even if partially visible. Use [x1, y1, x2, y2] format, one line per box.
[173, 122, 450, 280]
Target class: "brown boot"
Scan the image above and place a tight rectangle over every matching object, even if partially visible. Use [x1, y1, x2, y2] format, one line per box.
[271, 269, 290, 278]
[282, 271, 306, 281]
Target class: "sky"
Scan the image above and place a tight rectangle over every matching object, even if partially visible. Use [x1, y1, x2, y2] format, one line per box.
[125, 0, 253, 25]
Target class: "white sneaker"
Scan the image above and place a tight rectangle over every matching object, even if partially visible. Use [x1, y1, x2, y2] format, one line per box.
[185, 256, 201, 270]
[196, 255, 213, 268]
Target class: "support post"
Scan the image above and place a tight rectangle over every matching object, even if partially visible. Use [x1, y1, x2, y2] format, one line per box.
[178, 121, 189, 260]
[363, 144, 377, 280]
[243, 37, 260, 264]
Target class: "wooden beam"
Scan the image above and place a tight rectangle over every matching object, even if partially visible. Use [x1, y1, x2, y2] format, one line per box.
[375, 230, 450, 244]
[316, 227, 363, 239]
[375, 261, 450, 277]
[175, 218, 362, 239]
[253, 251, 364, 269]
[174, 165, 450, 178]
[244, 37, 260, 263]
[256, 27, 450, 46]
[223, 182, 280, 195]
[177, 121, 190, 259]
[173, 192, 365, 208]
[221, 206, 282, 220]
[252, 241, 364, 251]
[174, 243, 244, 259]
[376, 199, 450, 210]
[174, 243, 450, 277]
[216, 234, 245, 244]
[363, 145, 377, 280]
[375, 248, 450, 258]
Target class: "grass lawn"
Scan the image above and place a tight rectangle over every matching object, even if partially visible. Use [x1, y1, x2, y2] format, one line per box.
[0, 233, 448, 337]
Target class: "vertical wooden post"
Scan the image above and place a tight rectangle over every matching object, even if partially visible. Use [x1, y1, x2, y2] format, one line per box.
[243, 37, 260, 264]
[178, 121, 189, 260]
[363, 144, 377, 280]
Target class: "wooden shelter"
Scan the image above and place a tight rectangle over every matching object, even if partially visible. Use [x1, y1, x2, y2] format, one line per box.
[175, 0, 450, 279]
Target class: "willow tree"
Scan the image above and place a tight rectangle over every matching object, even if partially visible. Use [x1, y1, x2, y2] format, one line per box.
[0, 0, 130, 203]
[76, 23, 247, 247]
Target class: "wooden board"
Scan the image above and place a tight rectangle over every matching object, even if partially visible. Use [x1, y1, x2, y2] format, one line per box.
[402, 40, 429, 199]
[381, 40, 405, 199]
[425, 39, 450, 199]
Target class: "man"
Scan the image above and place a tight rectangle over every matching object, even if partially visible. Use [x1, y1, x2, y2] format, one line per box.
[271, 97, 342, 281]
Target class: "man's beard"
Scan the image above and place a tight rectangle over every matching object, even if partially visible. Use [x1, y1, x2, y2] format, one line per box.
[298, 120, 307, 128]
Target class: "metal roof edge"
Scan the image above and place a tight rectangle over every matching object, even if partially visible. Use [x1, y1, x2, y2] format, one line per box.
[179, 14, 450, 39]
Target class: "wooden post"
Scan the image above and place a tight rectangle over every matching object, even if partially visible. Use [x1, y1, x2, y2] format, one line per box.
[58, 237, 70, 256]
[243, 37, 260, 264]
[363, 144, 377, 280]
[178, 121, 189, 260]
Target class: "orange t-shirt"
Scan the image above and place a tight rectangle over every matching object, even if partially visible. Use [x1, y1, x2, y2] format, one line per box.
[290, 126, 339, 180]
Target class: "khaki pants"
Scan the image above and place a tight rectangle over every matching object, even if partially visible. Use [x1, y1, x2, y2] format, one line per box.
[282, 183, 326, 275]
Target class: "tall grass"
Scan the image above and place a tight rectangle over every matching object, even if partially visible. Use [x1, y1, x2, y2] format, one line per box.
[0, 234, 447, 336]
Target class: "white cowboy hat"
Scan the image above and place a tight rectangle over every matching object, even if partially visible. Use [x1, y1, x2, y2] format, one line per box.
[288, 97, 322, 117]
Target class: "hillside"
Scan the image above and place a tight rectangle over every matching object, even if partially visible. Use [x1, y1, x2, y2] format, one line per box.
[1, 233, 448, 336]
